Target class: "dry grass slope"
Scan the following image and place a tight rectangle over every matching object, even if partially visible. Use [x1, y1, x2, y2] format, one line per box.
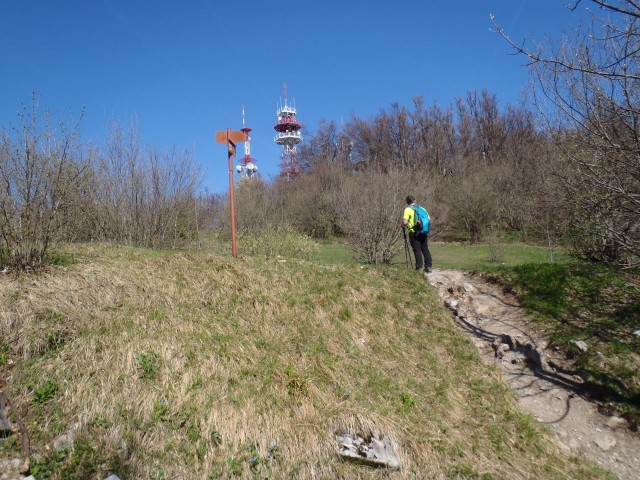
[0, 244, 610, 479]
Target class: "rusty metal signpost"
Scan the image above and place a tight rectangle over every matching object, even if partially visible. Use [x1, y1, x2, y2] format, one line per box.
[216, 128, 247, 258]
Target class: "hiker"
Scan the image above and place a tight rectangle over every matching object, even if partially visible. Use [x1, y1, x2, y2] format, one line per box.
[402, 195, 432, 273]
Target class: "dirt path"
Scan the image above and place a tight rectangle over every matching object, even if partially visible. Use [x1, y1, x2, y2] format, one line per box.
[427, 269, 640, 480]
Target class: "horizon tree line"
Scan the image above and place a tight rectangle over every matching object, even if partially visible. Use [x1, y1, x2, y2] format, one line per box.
[1, 1, 637, 269]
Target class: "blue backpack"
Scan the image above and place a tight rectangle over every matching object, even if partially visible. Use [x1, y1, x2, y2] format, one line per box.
[411, 205, 430, 234]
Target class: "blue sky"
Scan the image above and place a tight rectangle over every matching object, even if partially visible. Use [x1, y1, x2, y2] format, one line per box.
[1, 1, 589, 193]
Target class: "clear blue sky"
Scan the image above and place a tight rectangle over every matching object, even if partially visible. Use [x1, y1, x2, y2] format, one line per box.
[1, 1, 589, 193]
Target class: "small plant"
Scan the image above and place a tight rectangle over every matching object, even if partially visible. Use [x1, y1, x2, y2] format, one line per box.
[137, 352, 160, 380]
[249, 454, 262, 473]
[246, 441, 277, 476]
[210, 430, 223, 446]
[338, 306, 352, 321]
[266, 442, 278, 461]
[0, 343, 9, 366]
[151, 400, 171, 423]
[89, 413, 111, 430]
[228, 456, 243, 476]
[33, 380, 59, 405]
[285, 365, 309, 397]
[29, 437, 131, 479]
[186, 420, 200, 442]
[400, 392, 416, 408]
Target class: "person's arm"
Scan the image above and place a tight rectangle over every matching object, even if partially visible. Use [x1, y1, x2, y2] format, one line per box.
[402, 207, 410, 229]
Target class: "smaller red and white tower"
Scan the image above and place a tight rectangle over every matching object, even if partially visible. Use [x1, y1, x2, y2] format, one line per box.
[274, 82, 302, 178]
[236, 105, 258, 178]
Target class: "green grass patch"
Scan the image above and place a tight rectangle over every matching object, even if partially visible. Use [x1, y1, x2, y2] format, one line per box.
[314, 238, 568, 270]
[316, 241, 356, 265]
[430, 242, 569, 271]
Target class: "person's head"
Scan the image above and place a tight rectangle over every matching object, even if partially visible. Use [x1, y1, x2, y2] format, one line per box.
[406, 195, 416, 205]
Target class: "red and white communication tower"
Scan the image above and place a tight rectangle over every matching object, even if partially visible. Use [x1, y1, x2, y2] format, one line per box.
[274, 82, 302, 178]
[236, 105, 258, 178]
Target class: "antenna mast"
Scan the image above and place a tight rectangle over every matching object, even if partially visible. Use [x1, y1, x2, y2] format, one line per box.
[274, 81, 302, 179]
[236, 104, 258, 178]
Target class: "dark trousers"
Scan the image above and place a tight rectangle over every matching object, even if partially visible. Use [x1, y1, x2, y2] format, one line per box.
[409, 232, 432, 270]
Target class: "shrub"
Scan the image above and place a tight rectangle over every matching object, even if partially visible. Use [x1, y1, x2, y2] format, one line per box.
[0, 98, 93, 270]
[333, 168, 405, 264]
[238, 225, 319, 260]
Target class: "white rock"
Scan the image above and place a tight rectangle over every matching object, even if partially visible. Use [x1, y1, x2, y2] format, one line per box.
[53, 423, 81, 451]
[571, 340, 588, 352]
[594, 434, 616, 451]
[462, 283, 476, 293]
[336, 433, 399, 469]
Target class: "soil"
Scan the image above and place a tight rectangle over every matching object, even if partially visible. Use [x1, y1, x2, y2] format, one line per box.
[427, 268, 640, 480]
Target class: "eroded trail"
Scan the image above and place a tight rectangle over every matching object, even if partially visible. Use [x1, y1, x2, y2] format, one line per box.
[427, 269, 640, 480]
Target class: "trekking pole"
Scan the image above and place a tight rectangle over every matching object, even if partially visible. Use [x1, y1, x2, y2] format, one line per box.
[402, 227, 410, 269]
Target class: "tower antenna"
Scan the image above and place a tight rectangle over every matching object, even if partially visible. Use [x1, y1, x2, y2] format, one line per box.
[274, 82, 302, 179]
[236, 105, 258, 178]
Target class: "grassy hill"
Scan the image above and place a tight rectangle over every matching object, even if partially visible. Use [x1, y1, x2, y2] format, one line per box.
[0, 243, 609, 479]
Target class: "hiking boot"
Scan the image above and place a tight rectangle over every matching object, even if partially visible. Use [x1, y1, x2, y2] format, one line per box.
[425, 267, 432, 274]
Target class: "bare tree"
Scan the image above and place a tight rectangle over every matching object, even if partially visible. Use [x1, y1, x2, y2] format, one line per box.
[297, 119, 347, 170]
[333, 167, 406, 264]
[492, 0, 640, 266]
[493, 105, 549, 238]
[219, 176, 275, 237]
[94, 121, 202, 248]
[411, 96, 457, 176]
[447, 166, 499, 243]
[466, 90, 508, 163]
[0, 97, 93, 270]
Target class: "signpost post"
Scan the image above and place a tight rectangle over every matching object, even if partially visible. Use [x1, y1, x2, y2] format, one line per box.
[216, 128, 247, 258]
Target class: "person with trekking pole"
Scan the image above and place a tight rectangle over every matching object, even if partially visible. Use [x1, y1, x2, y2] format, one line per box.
[402, 195, 432, 273]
